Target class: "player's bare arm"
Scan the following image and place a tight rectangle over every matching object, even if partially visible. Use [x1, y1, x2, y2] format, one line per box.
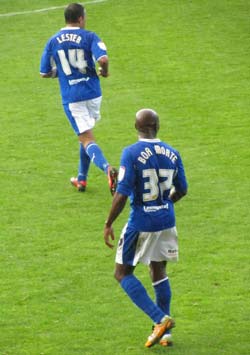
[104, 192, 128, 248]
[40, 72, 53, 78]
[40, 69, 57, 79]
[169, 187, 187, 203]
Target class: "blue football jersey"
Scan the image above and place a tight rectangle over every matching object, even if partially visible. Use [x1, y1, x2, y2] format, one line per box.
[40, 27, 107, 104]
[117, 138, 188, 232]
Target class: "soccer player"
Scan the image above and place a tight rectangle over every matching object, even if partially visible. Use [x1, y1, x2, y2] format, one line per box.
[104, 109, 188, 347]
[40, 3, 117, 195]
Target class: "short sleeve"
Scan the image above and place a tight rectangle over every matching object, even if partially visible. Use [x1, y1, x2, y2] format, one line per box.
[40, 40, 53, 74]
[90, 32, 108, 61]
[173, 152, 188, 193]
[116, 147, 135, 196]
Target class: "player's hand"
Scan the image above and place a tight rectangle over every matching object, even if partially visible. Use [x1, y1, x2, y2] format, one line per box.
[51, 68, 58, 78]
[104, 225, 115, 249]
[98, 67, 109, 77]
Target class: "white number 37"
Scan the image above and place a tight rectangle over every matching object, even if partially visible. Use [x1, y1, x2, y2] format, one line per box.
[143, 169, 174, 202]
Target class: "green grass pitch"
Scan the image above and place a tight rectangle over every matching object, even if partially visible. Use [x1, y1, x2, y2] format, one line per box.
[0, 0, 249, 354]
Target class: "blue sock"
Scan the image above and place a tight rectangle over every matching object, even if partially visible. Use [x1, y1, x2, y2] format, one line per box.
[153, 277, 171, 315]
[120, 275, 165, 324]
[78, 144, 90, 182]
[153, 277, 172, 333]
[85, 142, 109, 173]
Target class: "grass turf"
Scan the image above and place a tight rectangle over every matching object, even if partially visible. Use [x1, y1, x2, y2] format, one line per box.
[0, 0, 249, 354]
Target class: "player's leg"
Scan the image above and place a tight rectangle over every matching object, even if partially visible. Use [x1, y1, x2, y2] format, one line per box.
[150, 261, 173, 346]
[148, 227, 178, 347]
[84, 97, 118, 194]
[115, 227, 174, 347]
[150, 261, 171, 316]
[64, 101, 117, 194]
[114, 263, 174, 347]
[83, 96, 109, 171]
[70, 143, 90, 191]
[79, 129, 109, 172]
[149, 226, 178, 322]
[115, 263, 167, 324]
[78, 143, 90, 183]
[79, 131, 118, 195]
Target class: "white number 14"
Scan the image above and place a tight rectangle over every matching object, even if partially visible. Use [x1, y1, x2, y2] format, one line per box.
[57, 49, 88, 75]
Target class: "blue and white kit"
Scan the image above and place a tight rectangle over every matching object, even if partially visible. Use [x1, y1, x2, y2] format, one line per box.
[115, 138, 188, 265]
[117, 138, 187, 231]
[40, 27, 107, 105]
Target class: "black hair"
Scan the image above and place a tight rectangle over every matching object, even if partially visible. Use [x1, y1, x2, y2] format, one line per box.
[64, 3, 85, 23]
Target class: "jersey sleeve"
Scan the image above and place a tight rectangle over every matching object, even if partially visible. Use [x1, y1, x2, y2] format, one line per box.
[116, 147, 135, 197]
[90, 32, 108, 62]
[173, 152, 188, 193]
[40, 40, 53, 75]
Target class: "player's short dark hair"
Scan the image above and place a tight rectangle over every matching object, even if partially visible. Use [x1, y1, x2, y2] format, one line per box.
[64, 3, 85, 23]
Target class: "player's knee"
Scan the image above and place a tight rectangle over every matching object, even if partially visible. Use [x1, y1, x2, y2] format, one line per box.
[114, 269, 124, 283]
[114, 263, 135, 283]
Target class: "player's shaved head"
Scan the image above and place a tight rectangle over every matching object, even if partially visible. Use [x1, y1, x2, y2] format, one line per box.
[135, 108, 159, 138]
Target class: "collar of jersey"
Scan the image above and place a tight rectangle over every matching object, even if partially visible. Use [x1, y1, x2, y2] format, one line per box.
[139, 138, 161, 142]
[60, 27, 80, 30]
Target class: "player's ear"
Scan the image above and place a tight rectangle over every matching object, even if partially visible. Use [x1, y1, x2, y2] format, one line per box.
[79, 15, 85, 27]
[155, 117, 160, 132]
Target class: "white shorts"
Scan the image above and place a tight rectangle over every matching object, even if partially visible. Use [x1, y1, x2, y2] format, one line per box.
[115, 225, 178, 266]
[64, 96, 102, 135]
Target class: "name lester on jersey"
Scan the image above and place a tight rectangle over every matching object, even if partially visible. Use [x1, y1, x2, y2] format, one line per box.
[137, 145, 178, 164]
[56, 33, 82, 44]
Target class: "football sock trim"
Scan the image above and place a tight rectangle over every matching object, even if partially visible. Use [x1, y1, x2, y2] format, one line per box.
[152, 277, 169, 287]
